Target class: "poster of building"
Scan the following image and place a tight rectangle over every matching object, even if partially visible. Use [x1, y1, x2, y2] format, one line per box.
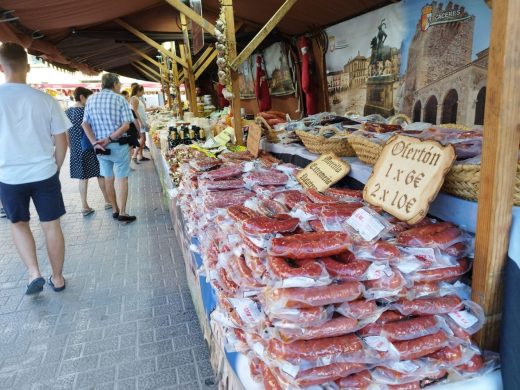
[238, 56, 255, 99]
[263, 42, 295, 96]
[325, 0, 491, 126]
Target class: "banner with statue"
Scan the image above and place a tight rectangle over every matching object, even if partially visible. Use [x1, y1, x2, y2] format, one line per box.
[325, 0, 491, 126]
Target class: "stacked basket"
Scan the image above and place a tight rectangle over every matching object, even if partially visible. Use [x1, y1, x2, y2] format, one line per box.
[296, 126, 355, 157]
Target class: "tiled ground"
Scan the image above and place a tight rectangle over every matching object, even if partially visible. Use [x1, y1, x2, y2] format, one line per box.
[0, 153, 216, 390]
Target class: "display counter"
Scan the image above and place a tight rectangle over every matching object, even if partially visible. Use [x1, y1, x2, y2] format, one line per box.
[150, 143, 504, 390]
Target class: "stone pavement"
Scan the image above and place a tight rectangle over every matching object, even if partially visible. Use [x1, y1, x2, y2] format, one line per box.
[0, 154, 216, 390]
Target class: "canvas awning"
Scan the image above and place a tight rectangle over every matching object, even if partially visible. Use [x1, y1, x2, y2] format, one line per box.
[0, 0, 394, 79]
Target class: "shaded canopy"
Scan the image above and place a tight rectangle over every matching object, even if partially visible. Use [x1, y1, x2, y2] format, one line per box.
[0, 0, 394, 79]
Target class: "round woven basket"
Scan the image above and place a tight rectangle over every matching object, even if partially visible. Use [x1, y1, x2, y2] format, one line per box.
[443, 161, 520, 205]
[439, 123, 471, 131]
[255, 116, 284, 144]
[296, 126, 355, 157]
[347, 135, 383, 165]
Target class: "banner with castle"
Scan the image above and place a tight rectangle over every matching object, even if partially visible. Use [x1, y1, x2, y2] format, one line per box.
[325, 0, 491, 126]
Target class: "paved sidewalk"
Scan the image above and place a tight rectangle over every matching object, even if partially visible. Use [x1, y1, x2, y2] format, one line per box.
[0, 154, 216, 390]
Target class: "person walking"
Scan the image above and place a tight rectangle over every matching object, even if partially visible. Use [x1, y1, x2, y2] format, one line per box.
[0, 43, 70, 294]
[65, 87, 111, 216]
[82, 73, 136, 223]
[130, 84, 150, 163]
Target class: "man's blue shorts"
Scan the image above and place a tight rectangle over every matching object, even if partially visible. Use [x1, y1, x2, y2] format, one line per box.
[97, 143, 131, 178]
[0, 172, 66, 223]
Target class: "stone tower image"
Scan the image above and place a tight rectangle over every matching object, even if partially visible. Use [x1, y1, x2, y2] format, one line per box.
[402, 1, 475, 116]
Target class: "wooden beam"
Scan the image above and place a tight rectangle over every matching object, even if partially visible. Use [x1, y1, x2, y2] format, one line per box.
[163, 0, 216, 37]
[131, 63, 161, 82]
[195, 49, 217, 80]
[193, 46, 214, 71]
[114, 18, 187, 68]
[230, 0, 298, 71]
[135, 61, 163, 80]
[221, 0, 243, 145]
[170, 42, 183, 119]
[472, 0, 520, 350]
[180, 13, 199, 116]
[125, 44, 164, 70]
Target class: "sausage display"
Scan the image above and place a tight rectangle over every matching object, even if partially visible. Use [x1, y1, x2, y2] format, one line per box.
[393, 330, 448, 360]
[269, 232, 352, 259]
[381, 315, 439, 341]
[393, 296, 463, 315]
[410, 259, 470, 282]
[265, 282, 363, 308]
[397, 222, 463, 248]
[267, 256, 324, 280]
[320, 256, 371, 281]
[278, 315, 359, 342]
[336, 370, 372, 389]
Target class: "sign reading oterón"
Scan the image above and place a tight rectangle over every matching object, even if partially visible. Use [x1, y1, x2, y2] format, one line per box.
[297, 153, 351, 192]
[364, 135, 456, 224]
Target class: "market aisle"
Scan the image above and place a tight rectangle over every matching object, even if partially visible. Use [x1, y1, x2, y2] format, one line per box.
[0, 154, 216, 390]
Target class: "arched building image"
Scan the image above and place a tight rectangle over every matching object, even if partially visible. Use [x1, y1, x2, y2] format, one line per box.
[403, 2, 488, 126]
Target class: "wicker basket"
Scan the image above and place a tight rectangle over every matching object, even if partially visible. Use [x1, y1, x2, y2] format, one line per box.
[255, 116, 285, 143]
[347, 134, 384, 165]
[296, 126, 355, 157]
[443, 161, 520, 205]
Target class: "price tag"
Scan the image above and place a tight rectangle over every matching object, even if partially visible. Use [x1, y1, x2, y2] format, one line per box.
[246, 124, 263, 158]
[364, 135, 456, 224]
[403, 247, 436, 262]
[228, 298, 262, 324]
[347, 208, 385, 241]
[448, 310, 478, 329]
[297, 153, 350, 192]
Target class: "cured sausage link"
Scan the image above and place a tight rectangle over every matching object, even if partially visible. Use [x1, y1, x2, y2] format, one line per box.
[295, 362, 366, 387]
[394, 296, 463, 315]
[320, 256, 370, 281]
[381, 315, 438, 341]
[269, 232, 351, 259]
[393, 330, 448, 360]
[268, 257, 323, 279]
[278, 315, 359, 342]
[242, 215, 299, 235]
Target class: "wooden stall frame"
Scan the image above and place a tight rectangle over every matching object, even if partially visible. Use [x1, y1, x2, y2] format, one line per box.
[180, 13, 200, 116]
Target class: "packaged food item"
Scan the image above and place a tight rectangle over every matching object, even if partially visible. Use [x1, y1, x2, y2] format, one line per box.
[269, 232, 352, 259]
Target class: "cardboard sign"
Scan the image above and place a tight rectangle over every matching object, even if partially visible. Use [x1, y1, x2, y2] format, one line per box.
[247, 124, 262, 158]
[297, 153, 351, 192]
[364, 135, 455, 224]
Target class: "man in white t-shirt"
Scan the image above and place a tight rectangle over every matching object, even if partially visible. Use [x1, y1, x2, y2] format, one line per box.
[0, 43, 71, 295]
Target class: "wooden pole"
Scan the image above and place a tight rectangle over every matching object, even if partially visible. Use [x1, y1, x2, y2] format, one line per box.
[171, 42, 183, 119]
[163, 0, 217, 36]
[114, 18, 188, 68]
[180, 13, 199, 117]
[131, 63, 161, 82]
[229, 0, 298, 71]
[221, 0, 244, 145]
[472, 0, 520, 350]
[195, 48, 218, 80]
[135, 61, 163, 80]
[125, 44, 164, 70]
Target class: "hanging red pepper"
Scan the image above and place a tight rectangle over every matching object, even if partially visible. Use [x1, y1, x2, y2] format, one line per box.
[298, 36, 318, 115]
[217, 82, 230, 108]
[255, 54, 271, 112]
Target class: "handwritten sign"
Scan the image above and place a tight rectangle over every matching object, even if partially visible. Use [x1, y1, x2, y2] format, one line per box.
[247, 124, 262, 158]
[297, 153, 351, 192]
[364, 135, 455, 224]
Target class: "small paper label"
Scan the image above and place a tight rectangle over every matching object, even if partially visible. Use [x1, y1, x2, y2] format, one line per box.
[228, 298, 262, 324]
[404, 247, 436, 262]
[448, 310, 478, 329]
[347, 208, 385, 241]
[364, 336, 390, 352]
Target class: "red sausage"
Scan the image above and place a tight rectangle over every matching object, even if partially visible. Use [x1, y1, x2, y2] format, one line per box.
[308, 219, 326, 232]
[242, 214, 300, 235]
[303, 202, 364, 217]
[244, 253, 266, 278]
[270, 306, 331, 327]
[394, 296, 463, 315]
[364, 269, 406, 291]
[267, 333, 363, 361]
[305, 189, 339, 203]
[393, 330, 448, 360]
[456, 354, 484, 373]
[358, 310, 406, 337]
[268, 257, 323, 279]
[227, 205, 258, 223]
[373, 241, 401, 259]
[296, 362, 366, 387]
[397, 222, 462, 248]
[233, 255, 263, 288]
[244, 170, 288, 186]
[278, 315, 359, 342]
[321, 256, 371, 281]
[199, 178, 244, 190]
[337, 299, 378, 319]
[427, 345, 464, 364]
[240, 234, 264, 254]
[444, 242, 468, 257]
[269, 232, 352, 259]
[259, 361, 284, 390]
[412, 259, 470, 282]
[268, 282, 363, 308]
[257, 199, 288, 216]
[217, 268, 239, 294]
[382, 315, 438, 341]
[325, 187, 364, 201]
[273, 190, 310, 209]
[202, 164, 243, 180]
[388, 382, 421, 390]
[336, 370, 372, 389]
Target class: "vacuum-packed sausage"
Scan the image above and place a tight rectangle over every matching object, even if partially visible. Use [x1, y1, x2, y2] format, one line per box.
[257, 199, 288, 217]
[242, 214, 300, 235]
[278, 315, 359, 342]
[456, 354, 484, 373]
[364, 269, 406, 291]
[268, 256, 323, 280]
[397, 222, 462, 248]
[308, 219, 326, 232]
[243, 169, 289, 186]
[305, 189, 339, 203]
[269, 232, 352, 259]
[321, 256, 371, 281]
[267, 333, 363, 361]
[227, 205, 259, 223]
[393, 330, 448, 360]
[266, 282, 363, 308]
[358, 310, 406, 337]
[295, 362, 366, 387]
[336, 370, 372, 389]
[201, 164, 243, 180]
[198, 178, 244, 191]
[232, 255, 263, 288]
[303, 202, 364, 217]
[393, 296, 463, 315]
[325, 187, 364, 201]
[336, 299, 378, 319]
[189, 157, 221, 172]
[426, 345, 464, 365]
[388, 382, 421, 390]
[270, 306, 333, 327]
[217, 268, 240, 294]
[382, 315, 439, 341]
[259, 360, 283, 390]
[411, 259, 470, 282]
[273, 190, 309, 209]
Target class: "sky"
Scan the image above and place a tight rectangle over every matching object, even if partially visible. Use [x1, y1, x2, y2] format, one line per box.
[325, 0, 492, 74]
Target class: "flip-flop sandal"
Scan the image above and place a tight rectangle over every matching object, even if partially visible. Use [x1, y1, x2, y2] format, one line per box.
[49, 276, 66, 292]
[104, 203, 113, 210]
[82, 208, 95, 217]
[26, 277, 45, 295]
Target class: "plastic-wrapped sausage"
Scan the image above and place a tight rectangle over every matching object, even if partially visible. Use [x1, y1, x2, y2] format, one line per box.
[305, 188, 339, 203]
[200, 164, 243, 180]
[278, 315, 359, 342]
[392, 296, 463, 315]
[269, 232, 352, 259]
[203, 189, 254, 210]
[244, 253, 266, 279]
[325, 187, 364, 201]
[264, 282, 363, 309]
[358, 310, 406, 337]
[381, 315, 440, 341]
[393, 330, 448, 360]
[220, 150, 254, 162]
[320, 256, 371, 281]
[363, 269, 407, 298]
[294, 362, 366, 387]
[273, 190, 310, 209]
[227, 205, 259, 223]
[397, 222, 463, 249]
[257, 199, 288, 217]
[189, 157, 221, 172]
[259, 360, 284, 390]
[410, 259, 470, 283]
[242, 215, 300, 235]
[267, 257, 324, 280]
[243, 169, 289, 186]
[230, 255, 263, 289]
[388, 381, 421, 390]
[198, 178, 244, 191]
[308, 219, 326, 232]
[269, 306, 334, 328]
[426, 345, 464, 366]
[303, 202, 364, 217]
[267, 333, 363, 361]
[217, 268, 240, 295]
[336, 299, 378, 320]
[336, 370, 372, 389]
[455, 354, 484, 373]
